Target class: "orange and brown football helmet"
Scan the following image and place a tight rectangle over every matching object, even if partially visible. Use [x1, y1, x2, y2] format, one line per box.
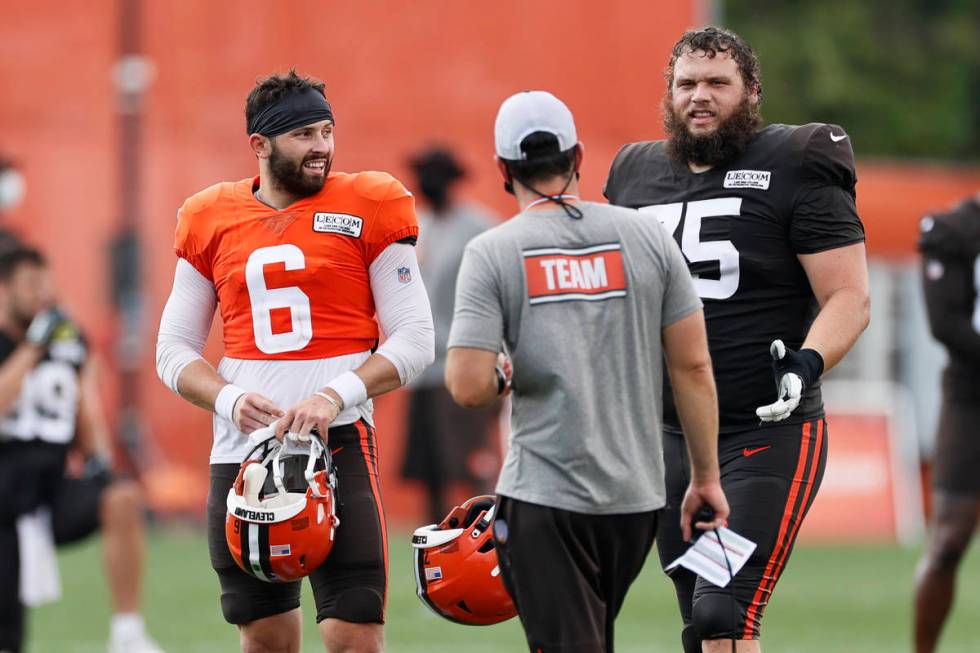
[411, 495, 517, 625]
[225, 434, 339, 583]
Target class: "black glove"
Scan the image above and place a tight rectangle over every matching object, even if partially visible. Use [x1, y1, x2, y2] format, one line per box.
[25, 307, 74, 348]
[755, 340, 824, 422]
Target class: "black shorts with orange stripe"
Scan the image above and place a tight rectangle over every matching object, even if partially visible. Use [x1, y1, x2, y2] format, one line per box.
[656, 417, 827, 649]
[207, 419, 388, 626]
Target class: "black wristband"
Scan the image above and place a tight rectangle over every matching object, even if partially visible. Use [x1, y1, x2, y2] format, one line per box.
[779, 347, 824, 389]
[494, 366, 508, 395]
[797, 348, 824, 385]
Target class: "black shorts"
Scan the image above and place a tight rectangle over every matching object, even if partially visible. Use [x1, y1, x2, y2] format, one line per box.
[0, 440, 107, 541]
[207, 420, 388, 626]
[656, 417, 827, 644]
[0, 441, 108, 653]
[933, 396, 980, 494]
[493, 495, 658, 652]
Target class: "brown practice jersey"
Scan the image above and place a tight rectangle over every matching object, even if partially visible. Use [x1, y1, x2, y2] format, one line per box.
[918, 197, 980, 398]
[605, 123, 865, 433]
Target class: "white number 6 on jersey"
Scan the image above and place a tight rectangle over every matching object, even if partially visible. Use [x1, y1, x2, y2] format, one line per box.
[245, 245, 313, 354]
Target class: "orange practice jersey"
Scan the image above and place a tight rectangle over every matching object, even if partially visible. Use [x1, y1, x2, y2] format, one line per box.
[175, 171, 418, 360]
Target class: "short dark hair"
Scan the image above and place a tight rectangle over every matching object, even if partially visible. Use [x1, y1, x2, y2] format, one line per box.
[245, 69, 327, 134]
[502, 132, 577, 187]
[0, 246, 44, 282]
[666, 26, 762, 101]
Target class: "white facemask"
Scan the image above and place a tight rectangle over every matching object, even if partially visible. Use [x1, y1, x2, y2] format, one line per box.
[0, 169, 26, 211]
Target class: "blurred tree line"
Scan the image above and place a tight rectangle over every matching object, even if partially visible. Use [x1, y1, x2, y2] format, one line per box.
[725, 0, 979, 162]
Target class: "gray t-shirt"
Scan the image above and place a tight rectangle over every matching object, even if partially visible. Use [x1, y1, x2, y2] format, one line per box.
[414, 202, 495, 388]
[448, 200, 701, 514]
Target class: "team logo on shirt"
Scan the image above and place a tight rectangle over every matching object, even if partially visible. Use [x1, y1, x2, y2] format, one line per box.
[723, 170, 771, 190]
[313, 212, 363, 238]
[397, 266, 412, 283]
[523, 243, 627, 305]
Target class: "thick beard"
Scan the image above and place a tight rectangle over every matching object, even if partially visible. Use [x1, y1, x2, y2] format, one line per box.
[268, 142, 331, 198]
[664, 95, 761, 168]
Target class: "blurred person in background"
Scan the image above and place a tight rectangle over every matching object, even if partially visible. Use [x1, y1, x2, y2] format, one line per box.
[446, 90, 728, 652]
[155, 70, 433, 653]
[0, 247, 163, 653]
[0, 155, 27, 254]
[605, 26, 870, 653]
[915, 192, 980, 653]
[400, 146, 498, 523]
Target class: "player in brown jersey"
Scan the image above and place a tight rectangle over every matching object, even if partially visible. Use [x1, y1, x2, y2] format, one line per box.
[606, 27, 870, 652]
[914, 193, 980, 653]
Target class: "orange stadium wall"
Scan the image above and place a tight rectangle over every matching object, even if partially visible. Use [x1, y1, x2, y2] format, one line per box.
[1, 1, 978, 527]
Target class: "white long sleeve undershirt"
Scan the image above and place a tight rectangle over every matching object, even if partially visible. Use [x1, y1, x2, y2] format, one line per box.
[155, 242, 434, 394]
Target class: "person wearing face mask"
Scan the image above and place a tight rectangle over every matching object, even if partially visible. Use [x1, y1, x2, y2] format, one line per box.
[400, 146, 498, 524]
[0, 156, 27, 255]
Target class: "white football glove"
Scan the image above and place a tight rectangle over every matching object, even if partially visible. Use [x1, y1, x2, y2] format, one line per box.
[755, 340, 804, 422]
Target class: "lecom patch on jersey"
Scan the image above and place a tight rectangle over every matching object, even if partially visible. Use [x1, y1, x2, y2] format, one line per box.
[313, 212, 363, 238]
[723, 170, 771, 190]
[523, 243, 627, 305]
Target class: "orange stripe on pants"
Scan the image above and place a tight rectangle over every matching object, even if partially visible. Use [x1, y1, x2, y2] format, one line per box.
[742, 420, 816, 638]
[761, 419, 824, 597]
[355, 420, 389, 611]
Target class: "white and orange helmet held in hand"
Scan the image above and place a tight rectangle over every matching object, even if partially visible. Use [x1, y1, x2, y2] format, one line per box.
[225, 433, 339, 582]
[412, 495, 517, 625]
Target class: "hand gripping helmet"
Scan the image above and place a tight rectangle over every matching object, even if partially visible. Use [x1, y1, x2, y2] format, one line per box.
[225, 434, 339, 582]
[411, 495, 517, 625]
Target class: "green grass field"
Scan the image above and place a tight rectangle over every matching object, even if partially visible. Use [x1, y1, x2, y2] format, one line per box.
[25, 528, 980, 652]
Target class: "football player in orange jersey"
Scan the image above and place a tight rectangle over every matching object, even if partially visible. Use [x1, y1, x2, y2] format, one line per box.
[155, 70, 434, 653]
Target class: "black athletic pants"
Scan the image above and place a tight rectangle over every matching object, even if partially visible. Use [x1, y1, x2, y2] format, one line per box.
[493, 495, 658, 652]
[0, 442, 107, 653]
[656, 417, 827, 651]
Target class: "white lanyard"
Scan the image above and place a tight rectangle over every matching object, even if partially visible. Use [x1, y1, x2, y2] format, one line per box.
[525, 194, 580, 211]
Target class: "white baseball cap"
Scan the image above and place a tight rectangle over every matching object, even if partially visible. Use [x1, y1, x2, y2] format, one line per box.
[494, 91, 578, 161]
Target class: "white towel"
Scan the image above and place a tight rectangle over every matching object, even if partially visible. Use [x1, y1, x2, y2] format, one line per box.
[17, 507, 61, 606]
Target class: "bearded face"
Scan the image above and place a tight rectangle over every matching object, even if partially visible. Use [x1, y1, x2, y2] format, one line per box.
[664, 93, 761, 168]
[663, 49, 762, 168]
[268, 139, 332, 198]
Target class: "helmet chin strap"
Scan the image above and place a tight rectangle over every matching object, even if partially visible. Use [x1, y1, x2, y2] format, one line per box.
[305, 435, 329, 498]
[271, 444, 288, 496]
[474, 503, 496, 534]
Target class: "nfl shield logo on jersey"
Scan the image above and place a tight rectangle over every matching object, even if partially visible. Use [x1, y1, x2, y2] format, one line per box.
[397, 267, 412, 284]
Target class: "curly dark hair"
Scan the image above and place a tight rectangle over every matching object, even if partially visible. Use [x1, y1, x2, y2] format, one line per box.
[244, 69, 327, 134]
[665, 26, 762, 101]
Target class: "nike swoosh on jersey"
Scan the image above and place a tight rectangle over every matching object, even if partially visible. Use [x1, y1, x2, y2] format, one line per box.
[830, 133, 848, 142]
[742, 445, 772, 457]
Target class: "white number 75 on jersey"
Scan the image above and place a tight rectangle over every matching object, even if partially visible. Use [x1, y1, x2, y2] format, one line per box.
[639, 198, 742, 300]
